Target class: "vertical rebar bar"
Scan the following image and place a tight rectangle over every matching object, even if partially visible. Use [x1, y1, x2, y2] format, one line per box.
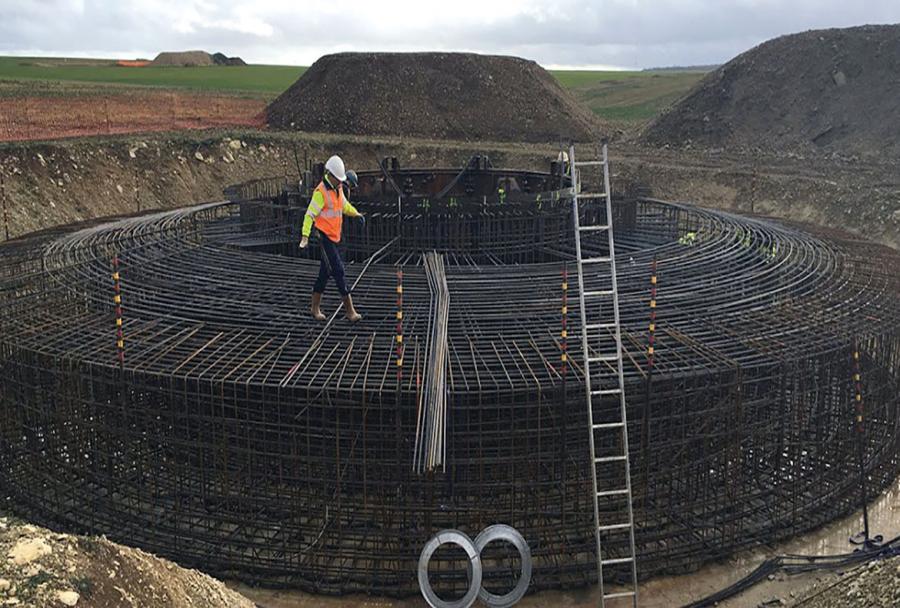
[852, 340, 871, 543]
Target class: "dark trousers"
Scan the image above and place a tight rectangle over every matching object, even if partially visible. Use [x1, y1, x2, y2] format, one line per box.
[314, 234, 349, 296]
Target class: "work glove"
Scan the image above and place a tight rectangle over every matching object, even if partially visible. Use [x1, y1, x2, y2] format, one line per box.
[299, 236, 309, 249]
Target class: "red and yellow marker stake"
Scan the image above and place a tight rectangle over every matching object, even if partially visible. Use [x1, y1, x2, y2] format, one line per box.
[112, 256, 125, 369]
[396, 270, 404, 384]
[1, 175, 9, 241]
[648, 258, 657, 369]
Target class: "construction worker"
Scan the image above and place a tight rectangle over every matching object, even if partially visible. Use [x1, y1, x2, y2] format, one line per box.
[678, 231, 698, 246]
[345, 169, 359, 192]
[299, 155, 364, 322]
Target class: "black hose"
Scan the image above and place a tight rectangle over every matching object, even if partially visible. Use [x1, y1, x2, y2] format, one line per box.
[683, 535, 900, 607]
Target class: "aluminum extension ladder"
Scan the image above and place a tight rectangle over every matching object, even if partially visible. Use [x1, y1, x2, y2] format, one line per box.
[569, 143, 639, 607]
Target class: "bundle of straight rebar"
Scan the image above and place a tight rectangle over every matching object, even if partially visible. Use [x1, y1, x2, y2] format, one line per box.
[414, 252, 451, 473]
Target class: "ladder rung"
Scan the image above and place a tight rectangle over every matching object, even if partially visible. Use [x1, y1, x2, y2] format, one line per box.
[588, 354, 619, 363]
[591, 388, 621, 396]
[575, 160, 605, 166]
[578, 192, 608, 198]
[579, 225, 610, 232]
[593, 422, 624, 429]
[585, 322, 617, 331]
[597, 489, 629, 497]
[583, 290, 615, 297]
[604, 591, 637, 599]
[595, 456, 626, 463]
[601, 557, 634, 566]
[581, 256, 612, 264]
[598, 523, 632, 531]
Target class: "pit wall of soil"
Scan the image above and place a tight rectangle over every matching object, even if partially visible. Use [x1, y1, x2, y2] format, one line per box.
[0, 131, 896, 250]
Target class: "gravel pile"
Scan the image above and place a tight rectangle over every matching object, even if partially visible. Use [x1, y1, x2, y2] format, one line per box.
[641, 24, 900, 159]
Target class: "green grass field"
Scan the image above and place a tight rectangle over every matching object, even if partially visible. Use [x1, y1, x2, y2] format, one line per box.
[0, 57, 304, 95]
[554, 69, 706, 121]
[0, 56, 708, 123]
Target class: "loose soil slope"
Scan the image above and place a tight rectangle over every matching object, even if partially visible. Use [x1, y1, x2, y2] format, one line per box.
[0, 510, 254, 607]
[642, 24, 900, 158]
[266, 52, 605, 142]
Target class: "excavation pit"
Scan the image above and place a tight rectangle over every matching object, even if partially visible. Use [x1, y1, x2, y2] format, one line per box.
[1, 154, 899, 599]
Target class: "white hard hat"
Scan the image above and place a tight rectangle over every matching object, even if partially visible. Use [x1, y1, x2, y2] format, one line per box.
[324, 155, 347, 182]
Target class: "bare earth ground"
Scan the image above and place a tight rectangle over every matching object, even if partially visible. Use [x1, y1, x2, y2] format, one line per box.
[0, 509, 253, 607]
[0, 129, 896, 248]
[0, 92, 265, 142]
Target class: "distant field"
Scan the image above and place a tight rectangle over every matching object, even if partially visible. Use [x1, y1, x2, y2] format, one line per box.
[0, 56, 708, 123]
[553, 69, 707, 122]
[0, 57, 303, 95]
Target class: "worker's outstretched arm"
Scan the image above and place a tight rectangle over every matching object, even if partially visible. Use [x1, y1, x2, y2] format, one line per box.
[302, 190, 326, 238]
[342, 199, 361, 217]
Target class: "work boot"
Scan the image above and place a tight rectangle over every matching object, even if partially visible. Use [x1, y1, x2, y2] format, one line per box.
[342, 294, 362, 323]
[311, 292, 326, 321]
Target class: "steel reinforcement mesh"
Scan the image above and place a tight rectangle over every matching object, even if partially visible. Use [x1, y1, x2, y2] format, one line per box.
[1, 197, 899, 597]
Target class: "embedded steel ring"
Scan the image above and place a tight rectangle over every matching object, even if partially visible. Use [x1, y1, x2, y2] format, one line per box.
[474, 524, 532, 608]
[418, 529, 483, 608]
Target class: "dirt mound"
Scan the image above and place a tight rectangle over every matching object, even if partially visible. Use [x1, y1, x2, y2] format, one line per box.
[641, 24, 900, 158]
[266, 52, 605, 142]
[212, 52, 246, 66]
[0, 511, 254, 607]
[151, 50, 214, 67]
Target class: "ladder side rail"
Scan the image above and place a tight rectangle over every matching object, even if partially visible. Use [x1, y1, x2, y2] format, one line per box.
[602, 142, 639, 605]
[569, 144, 606, 594]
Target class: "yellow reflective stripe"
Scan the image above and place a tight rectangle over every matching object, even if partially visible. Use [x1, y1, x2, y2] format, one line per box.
[306, 190, 326, 219]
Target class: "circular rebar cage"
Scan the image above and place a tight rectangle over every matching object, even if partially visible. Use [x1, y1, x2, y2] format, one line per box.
[1, 168, 899, 598]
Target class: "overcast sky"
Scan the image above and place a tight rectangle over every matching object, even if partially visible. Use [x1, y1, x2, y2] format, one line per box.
[1, 1, 899, 69]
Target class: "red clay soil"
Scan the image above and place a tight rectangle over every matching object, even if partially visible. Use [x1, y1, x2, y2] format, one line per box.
[0, 91, 265, 142]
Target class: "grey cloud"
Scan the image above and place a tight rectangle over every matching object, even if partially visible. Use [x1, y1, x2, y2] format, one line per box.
[1, 0, 899, 67]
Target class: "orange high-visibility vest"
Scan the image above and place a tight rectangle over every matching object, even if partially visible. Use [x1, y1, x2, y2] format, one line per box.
[313, 182, 346, 243]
